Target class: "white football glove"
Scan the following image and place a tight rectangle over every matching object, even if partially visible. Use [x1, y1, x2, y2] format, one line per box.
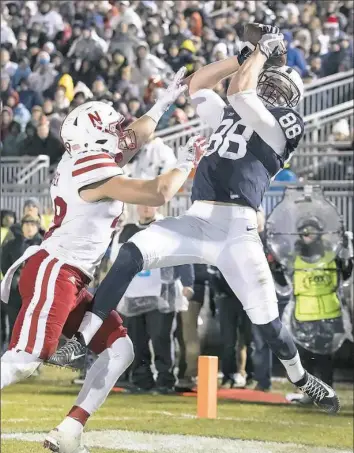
[157, 67, 187, 110]
[175, 135, 207, 173]
[257, 32, 285, 59]
[146, 67, 187, 123]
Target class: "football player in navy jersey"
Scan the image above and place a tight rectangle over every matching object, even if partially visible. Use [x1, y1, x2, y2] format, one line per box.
[50, 26, 340, 414]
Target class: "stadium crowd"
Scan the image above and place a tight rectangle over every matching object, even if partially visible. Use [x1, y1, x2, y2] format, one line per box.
[1, 1, 353, 397]
[1, 0, 353, 163]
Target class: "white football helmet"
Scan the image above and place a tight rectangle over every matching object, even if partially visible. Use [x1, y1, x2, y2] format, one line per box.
[60, 101, 136, 160]
[257, 65, 304, 108]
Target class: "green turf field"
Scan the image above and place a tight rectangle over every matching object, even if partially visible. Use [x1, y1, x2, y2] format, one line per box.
[1, 367, 353, 453]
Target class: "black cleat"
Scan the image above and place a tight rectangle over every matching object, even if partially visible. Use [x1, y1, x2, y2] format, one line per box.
[47, 333, 87, 369]
[294, 371, 340, 414]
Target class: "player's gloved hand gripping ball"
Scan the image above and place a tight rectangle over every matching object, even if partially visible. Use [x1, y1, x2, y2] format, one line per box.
[238, 23, 287, 67]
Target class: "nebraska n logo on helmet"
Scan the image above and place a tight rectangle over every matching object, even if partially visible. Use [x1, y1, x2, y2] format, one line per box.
[60, 101, 137, 163]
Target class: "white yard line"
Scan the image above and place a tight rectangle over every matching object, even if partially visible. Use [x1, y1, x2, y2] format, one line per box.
[2, 411, 337, 429]
[3, 413, 332, 429]
[1, 430, 351, 453]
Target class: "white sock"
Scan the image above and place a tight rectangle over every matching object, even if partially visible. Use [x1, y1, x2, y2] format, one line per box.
[280, 351, 305, 383]
[75, 336, 134, 414]
[57, 417, 83, 435]
[78, 312, 103, 345]
[1, 350, 41, 389]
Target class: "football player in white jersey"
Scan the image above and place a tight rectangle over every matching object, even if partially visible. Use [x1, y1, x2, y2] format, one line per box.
[0, 68, 206, 453]
[50, 27, 339, 415]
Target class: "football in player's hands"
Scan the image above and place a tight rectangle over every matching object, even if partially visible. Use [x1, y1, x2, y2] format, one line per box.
[243, 23, 287, 67]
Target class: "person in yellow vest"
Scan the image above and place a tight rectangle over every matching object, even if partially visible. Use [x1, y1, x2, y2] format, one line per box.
[1, 210, 16, 245]
[290, 217, 353, 390]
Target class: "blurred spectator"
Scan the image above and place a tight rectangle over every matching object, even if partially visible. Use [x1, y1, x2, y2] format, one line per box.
[18, 116, 65, 165]
[131, 42, 172, 94]
[6, 90, 31, 132]
[1, 48, 18, 79]
[322, 39, 353, 77]
[2, 198, 45, 245]
[283, 31, 308, 77]
[0, 210, 16, 245]
[0, 16, 17, 49]
[108, 22, 141, 63]
[1, 214, 43, 336]
[30, 105, 43, 125]
[67, 23, 106, 63]
[1, 121, 25, 157]
[27, 51, 58, 94]
[11, 57, 32, 89]
[213, 269, 252, 389]
[28, 1, 64, 40]
[110, 1, 143, 35]
[176, 264, 214, 391]
[1, 73, 16, 105]
[17, 77, 43, 111]
[1, 106, 14, 141]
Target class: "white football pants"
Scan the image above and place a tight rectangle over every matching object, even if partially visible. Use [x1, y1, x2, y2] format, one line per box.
[129, 201, 279, 325]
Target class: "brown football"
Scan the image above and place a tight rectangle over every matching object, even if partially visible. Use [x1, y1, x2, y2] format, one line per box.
[243, 23, 287, 68]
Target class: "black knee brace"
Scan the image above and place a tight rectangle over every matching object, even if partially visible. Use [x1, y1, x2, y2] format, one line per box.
[91, 242, 144, 320]
[256, 317, 297, 360]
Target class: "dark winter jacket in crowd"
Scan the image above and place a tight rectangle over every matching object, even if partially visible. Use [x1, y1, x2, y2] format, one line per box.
[18, 131, 65, 165]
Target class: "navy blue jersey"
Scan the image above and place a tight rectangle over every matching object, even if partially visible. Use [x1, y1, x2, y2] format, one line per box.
[191, 105, 304, 209]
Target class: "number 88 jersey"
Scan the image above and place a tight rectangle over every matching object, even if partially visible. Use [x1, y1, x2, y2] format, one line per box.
[191, 104, 304, 210]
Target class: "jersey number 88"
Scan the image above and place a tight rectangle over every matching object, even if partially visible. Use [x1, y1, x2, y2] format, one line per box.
[279, 112, 302, 139]
[208, 119, 252, 161]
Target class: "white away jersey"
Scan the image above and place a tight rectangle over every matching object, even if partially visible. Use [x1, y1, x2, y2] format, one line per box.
[42, 151, 124, 278]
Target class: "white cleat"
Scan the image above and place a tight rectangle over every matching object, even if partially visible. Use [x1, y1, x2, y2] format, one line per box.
[43, 428, 89, 453]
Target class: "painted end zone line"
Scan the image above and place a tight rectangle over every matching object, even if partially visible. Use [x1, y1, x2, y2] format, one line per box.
[2, 430, 351, 453]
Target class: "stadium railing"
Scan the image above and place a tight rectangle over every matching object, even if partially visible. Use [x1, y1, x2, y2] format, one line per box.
[301, 100, 353, 146]
[0, 155, 50, 186]
[298, 69, 354, 117]
[291, 148, 353, 180]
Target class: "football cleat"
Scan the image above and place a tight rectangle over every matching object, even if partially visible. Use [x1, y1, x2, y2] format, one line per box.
[47, 333, 87, 369]
[44, 428, 89, 453]
[294, 371, 340, 414]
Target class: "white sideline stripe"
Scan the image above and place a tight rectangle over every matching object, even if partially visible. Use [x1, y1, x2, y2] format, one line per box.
[1, 430, 351, 453]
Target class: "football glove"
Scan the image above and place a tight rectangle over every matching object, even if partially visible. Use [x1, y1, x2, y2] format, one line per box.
[257, 32, 285, 59]
[238, 23, 281, 66]
[175, 136, 207, 173]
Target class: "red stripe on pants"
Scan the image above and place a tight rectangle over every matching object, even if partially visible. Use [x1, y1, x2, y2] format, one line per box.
[25, 258, 58, 354]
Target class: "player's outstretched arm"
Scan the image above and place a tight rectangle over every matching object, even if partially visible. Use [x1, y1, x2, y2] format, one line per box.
[186, 56, 240, 96]
[117, 67, 187, 167]
[81, 136, 206, 206]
